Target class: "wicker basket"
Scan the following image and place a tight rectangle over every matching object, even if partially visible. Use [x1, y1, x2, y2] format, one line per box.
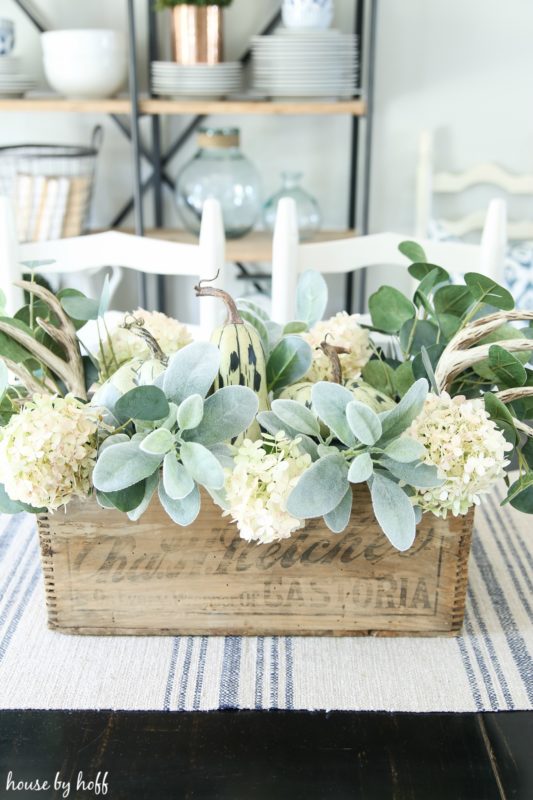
[0, 125, 102, 242]
[37, 486, 474, 638]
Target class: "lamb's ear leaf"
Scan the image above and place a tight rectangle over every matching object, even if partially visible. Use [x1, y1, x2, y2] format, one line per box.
[158, 480, 200, 526]
[346, 400, 382, 445]
[184, 386, 258, 446]
[323, 487, 353, 533]
[286, 454, 349, 518]
[271, 399, 320, 437]
[347, 452, 373, 483]
[180, 441, 225, 490]
[163, 452, 194, 500]
[140, 427, 175, 456]
[296, 270, 328, 328]
[383, 437, 426, 463]
[163, 342, 220, 404]
[127, 472, 159, 521]
[379, 378, 428, 442]
[370, 472, 416, 551]
[311, 382, 356, 447]
[93, 442, 162, 492]
[380, 456, 443, 488]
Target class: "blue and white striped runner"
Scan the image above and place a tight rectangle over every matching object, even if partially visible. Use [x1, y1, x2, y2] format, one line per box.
[0, 486, 531, 712]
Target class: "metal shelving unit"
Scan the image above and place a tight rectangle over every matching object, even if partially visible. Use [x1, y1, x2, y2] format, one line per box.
[8, 0, 377, 313]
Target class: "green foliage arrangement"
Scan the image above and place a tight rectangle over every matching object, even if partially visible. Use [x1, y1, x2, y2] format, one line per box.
[0, 241, 531, 552]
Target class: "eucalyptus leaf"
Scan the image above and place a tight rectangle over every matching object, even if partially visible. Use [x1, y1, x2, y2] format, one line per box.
[296, 270, 328, 327]
[158, 480, 201, 526]
[163, 341, 220, 404]
[0, 360, 8, 403]
[127, 471, 159, 521]
[369, 286, 416, 334]
[184, 386, 258, 446]
[271, 399, 320, 437]
[346, 400, 382, 445]
[0, 484, 27, 514]
[488, 345, 527, 387]
[399, 319, 438, 356]
[311, 382, 356, 446]
[286, 454, 349, 518]
[60, 294, 100, 321]
[409, 262, 449, 284]
[347, 452, 373, 483]
[361, 360, 397, 397]
[323, 487, 353, 533]
[484, 392, 518, 445]
[370, 472, 416, 551]
[93, 442, 163, 492]
[398, 241, 427, 263]
[412, 344, 445, 385]
[180, 441, 225, 490]
[163, 452, 194, 500]
[464, 273, 514, 311]
[383, 437, 426, 463]
[379, 378, 429, 441]
[267, 335, 313, 393]
[99, 480, 146, 513]
[177, 393, 204, 431]
[380, 456, 443, 488]
[395, 361, 415, 396]
[433, 285, 473, 317]
[115, 385, 169, 422]
[504, 474, 533, 513]
[140, 427, 175, 455]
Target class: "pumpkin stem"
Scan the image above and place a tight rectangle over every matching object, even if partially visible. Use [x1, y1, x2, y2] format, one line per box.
[319, 336, 349, 384]
[121, 315, 168, 364]
[194, 284, 243, 325]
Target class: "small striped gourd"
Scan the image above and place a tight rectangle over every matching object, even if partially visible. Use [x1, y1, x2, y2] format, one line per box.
[195, 285, 269, 441]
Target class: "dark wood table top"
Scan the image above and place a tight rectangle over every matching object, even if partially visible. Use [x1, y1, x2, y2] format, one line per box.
[0, 710, 531, 799]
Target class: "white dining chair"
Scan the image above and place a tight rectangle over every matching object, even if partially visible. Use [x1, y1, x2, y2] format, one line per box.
[0, 196, 228, 339]
[270, 197, 507, 324]
[416, 128, 533, 240]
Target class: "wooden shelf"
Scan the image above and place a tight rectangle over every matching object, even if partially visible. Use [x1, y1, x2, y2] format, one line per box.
[140, 98, 366, 116]
[0, 96, 365, 117]
[138, 228, 356, 262]
[0, 96, 132, 113]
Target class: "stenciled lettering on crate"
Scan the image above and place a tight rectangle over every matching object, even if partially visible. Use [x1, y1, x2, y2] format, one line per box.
[38, 488, 473, 638]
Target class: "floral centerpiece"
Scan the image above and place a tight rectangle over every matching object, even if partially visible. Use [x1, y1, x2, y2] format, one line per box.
[0, 242, 531, 559]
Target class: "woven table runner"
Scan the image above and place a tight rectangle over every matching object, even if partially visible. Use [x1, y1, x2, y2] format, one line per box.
[0, 485, 531, 712]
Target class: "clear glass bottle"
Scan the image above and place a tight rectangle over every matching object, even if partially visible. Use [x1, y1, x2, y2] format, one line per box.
[263, 171, 321, 240]
[175, 127, 262, 239]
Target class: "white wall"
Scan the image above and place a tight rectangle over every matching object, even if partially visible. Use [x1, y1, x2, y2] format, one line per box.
[0, 0, 531, 316]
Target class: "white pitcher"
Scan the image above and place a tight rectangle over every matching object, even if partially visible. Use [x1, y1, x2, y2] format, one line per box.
[282, 0, 334, 30]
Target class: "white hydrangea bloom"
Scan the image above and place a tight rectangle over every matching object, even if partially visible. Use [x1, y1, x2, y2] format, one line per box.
[224, 432, 311, 544]
[302, 312, 371, 382]
[99, 309, 192, 373]
[408, 392, 512, 518]
[0, 394, 99, 511]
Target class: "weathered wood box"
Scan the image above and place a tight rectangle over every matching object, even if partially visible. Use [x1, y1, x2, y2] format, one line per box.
[37, 486, 474, 637]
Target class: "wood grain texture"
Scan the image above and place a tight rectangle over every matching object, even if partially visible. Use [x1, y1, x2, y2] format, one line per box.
[0, 710, 508, 800]
[37, 486, 474, 637]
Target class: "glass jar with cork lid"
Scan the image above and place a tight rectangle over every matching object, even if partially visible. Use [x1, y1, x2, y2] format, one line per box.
[175, 126, 262, 239]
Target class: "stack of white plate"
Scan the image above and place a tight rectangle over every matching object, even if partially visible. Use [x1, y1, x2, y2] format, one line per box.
[151, 61, 242, 99]
[251, 29, 358, 98]
[0, 56, 35, 97]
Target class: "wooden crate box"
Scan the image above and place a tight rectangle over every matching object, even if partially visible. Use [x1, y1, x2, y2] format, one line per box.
[37, 486, 474, 637]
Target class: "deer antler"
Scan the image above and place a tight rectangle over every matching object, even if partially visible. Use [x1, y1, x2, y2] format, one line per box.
[435, 310, 533, 392]
[0, 280, 88, 399]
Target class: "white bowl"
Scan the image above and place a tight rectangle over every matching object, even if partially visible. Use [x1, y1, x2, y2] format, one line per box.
[41, 29, 125, 57]
[43, 53, 127, 98]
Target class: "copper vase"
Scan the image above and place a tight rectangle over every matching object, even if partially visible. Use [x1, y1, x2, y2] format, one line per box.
[171, 5, 223, 65]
